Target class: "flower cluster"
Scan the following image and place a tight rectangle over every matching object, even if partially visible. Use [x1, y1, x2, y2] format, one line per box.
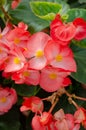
[0, 15, 86, 92]
[0, 86, 17, 115]
[20, 96, 86, 130]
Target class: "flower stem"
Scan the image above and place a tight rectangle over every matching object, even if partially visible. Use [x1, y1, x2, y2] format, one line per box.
[0, 6, 12, 22]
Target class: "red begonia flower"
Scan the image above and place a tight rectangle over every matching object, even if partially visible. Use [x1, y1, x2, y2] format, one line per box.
[20, 96, 44, 114]
[73, 18, 86, 40]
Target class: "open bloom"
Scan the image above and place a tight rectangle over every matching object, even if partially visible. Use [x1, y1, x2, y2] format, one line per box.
[6, 22, 30, 49]
[45, 40, 76, 72]
[20, 96, 44, 114]
[40, 66, 70, 92]
[0, 87, 17, 115]
[4, 46, 26, 72]
[12, 63, 40, 85]
[26, 32, 51, 70]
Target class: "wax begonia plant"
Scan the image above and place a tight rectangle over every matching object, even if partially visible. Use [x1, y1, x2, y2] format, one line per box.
[0, 0, 86, 130]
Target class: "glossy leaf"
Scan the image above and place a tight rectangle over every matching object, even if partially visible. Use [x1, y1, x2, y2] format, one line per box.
[9, 1, 50, 33]
[66, 8, 86, 22]
[71, 44, 86, 84]
[73, 39, 86, 48]
[13, 84, 40, 97]
[30, 1, 62, 20]
[54, 0, 70, 15]
[0, 107, 20, 130]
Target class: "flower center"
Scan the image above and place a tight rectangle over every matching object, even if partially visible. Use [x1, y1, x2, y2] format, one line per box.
[36, 50, 44, 58]
[14, 57, 21, 64]
[14, 38, 20, 44]
[49, 73, 57, 79]
[23, 71, 30, 77]
[0, 97, 7, 103]
[56, 54, 63, 62]
[0, 34, 2, 39]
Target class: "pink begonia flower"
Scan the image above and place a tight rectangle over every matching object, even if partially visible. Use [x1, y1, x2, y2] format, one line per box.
[74, 107, 86, 129]
[26, 32, 51, 70]
[20, 96, 44, 114]
[6, 22, 30, 49]
[4, 46, 26, 72]
[0, 87, 17, 115]
[45, 40, 77, 72]
[54, 109, 80, 130]
[12, 63, 40, 85]
[0, 23, 12, 45]
[32, 112, 56, 130]
[0, 43, 9, 71]
[39, 66, 70, 92]
[11, 0, 21, 9]
[73, 18, 86, 40]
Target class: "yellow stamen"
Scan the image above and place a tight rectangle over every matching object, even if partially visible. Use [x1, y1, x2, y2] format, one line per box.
[14, 57, 21, 64]
[36, 50, 44, 58]
[14, 38, 20, 44]
[23, 71, 30, 77]
[56, 54, 63, 62]
[0, 97, 7, 103]
[0, 34, 2, 39]
[49, 73, 57, 79]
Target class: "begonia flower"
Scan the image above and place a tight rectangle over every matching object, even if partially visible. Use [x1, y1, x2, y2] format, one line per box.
[6, 22, 30, 49]
[20, 96, 44, 114]
[32, 112, 56, 130]
[45, 40, 77, 72]
[26, 32, 51, 70]
[50, 14, 76, 45]
[0, 87, 17, 115]
[73, 18, 86, 40]
[4, 46, 26, 72]
[12, 63, 40, 85]
[54, 109, 80, 130]
[74, 107, 86, 129]
[40, 66, 70, 92]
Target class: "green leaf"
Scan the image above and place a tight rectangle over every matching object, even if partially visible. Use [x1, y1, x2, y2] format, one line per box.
[54, 0, 70, 15]
[71, 44, 86, 84]
[0, 106, 20, 130]
[13, 84, 39, 97]
[30, 1, 62, 20]
[9, 2, 50, 33]
[66, 8, 86, 22]
[73, 39, 86, 48]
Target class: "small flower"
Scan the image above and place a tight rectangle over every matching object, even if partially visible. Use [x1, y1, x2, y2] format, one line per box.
[0, 86, 17, 115]
[20, 96, 44, 114]
[74, 107, 86, 129]
[73, 18, 86, 40]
